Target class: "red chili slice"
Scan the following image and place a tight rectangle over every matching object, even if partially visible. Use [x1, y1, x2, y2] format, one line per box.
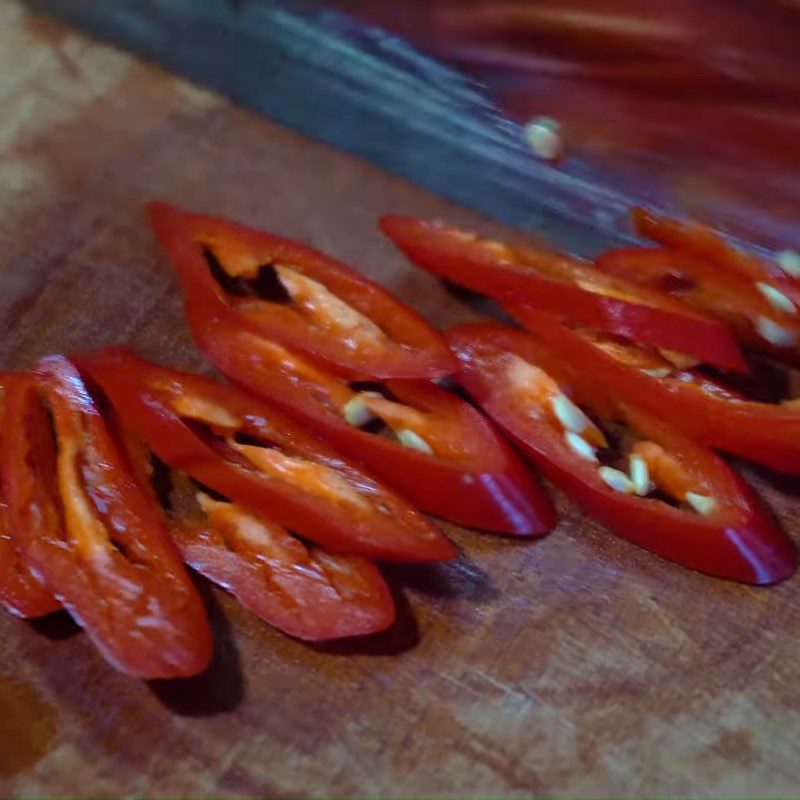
[508, 303, 800, 474]
[2, 361, 213, 678]
[75, 347, 455, 564]
[147, 202, 457, 380]
[380, 214, 747, 372]
[0, 376, 60, 619]
[446, 322, 797, 584]
[111, 426, 396, 641]
[596, 246, 800, 363]
[632, 207, 800, 299]
[594, 208, 800, 363]
[186, 311, 555, 536]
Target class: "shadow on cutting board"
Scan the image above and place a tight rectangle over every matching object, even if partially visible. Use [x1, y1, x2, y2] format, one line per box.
[27, 611, 82, 641]
[310, 580, 420, 657]
[312, 552, 499, 657]
[384, 554, 499, 603]
[148, 578, 243, 717]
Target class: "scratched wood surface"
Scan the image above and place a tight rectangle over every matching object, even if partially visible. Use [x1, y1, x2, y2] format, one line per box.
[1, 4, 800, 798]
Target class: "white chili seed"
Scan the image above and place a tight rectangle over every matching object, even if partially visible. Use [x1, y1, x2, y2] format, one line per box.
[343, 391, 382, 427]
[776, 250, 800, 278]
[598, 466, 636, 494]
[757, 282, 797, 316]
[564, 431, 598, 463]
[628, 454, 650, 496]
[524, 117, 563, 161]
[397, 429, 434, 455]
[755, 316, 797, 347]
[552, 393, 592, 435]
[643, 367, 673, 379]
[343, 396, 374, 427]
[685, 491, 717, 516]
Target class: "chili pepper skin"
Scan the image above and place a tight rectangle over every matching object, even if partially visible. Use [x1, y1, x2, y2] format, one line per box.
[113, 426, 395, 641]
[0, 376, 60, 619]
[75, 347, 456, 564]
[2, 361, 213, 678]
[595, 245, 800, 364]
[446, 323, 797, 584]
[508, 304, 800, 474]
[631, 207, 800, 299]
[0, 502, 58, 619]
[169, 498, 397, 641]
[593, 208, 800, 364]
[188, 313, 556, 537]
[148, 201, 457, 380]
[380, 214, 747, 373]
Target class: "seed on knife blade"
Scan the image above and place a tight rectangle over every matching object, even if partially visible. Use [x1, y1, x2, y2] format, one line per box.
[524, 117, 563, 161]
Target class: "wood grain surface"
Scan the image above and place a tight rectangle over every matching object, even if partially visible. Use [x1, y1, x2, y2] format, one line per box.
[1, 4, 799, 798]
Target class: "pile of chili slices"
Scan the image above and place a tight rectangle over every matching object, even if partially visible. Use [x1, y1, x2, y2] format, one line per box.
[2, 202, 798, 680]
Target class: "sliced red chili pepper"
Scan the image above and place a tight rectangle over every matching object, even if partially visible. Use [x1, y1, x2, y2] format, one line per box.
[596, 209, 800, 363]
[632, 207, 800, 299]
[0, 376, 60, 619]
[186, 311, 555, 536]
[111, 426, 395, 641]
[1, 361, 213, 678]
[595, 247, 800, 363]
[446, 323, 797, 584]
[147, 201, 456, 380]
[380, 215, 747, 373]
[75, 347, 455, 564]
[508, 304, 800, 474]
[0, 503, 59, 620]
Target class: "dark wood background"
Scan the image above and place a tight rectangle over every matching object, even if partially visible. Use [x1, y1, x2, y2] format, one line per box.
[1, 4, 799, 797]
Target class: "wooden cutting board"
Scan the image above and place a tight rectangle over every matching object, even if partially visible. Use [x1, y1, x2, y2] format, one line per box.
[1, 5, 799, 798]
